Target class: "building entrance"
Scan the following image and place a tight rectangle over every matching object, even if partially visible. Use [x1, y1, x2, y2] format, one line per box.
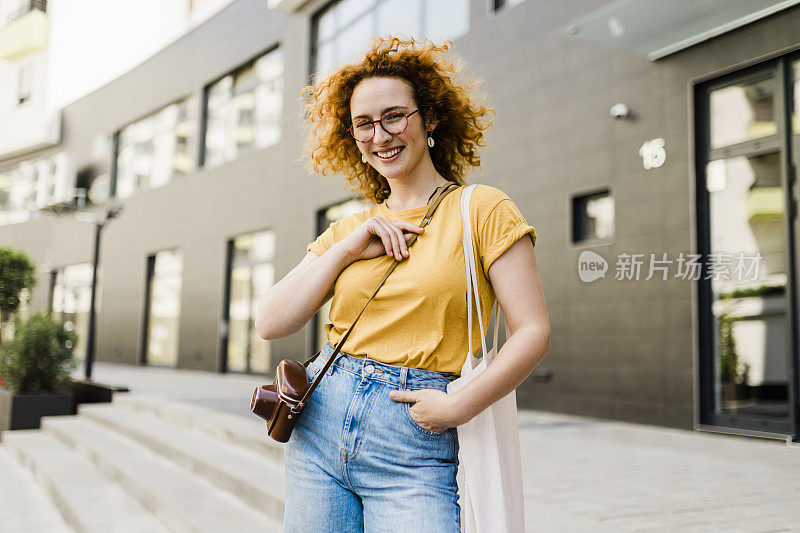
[695, 55, 800, 441]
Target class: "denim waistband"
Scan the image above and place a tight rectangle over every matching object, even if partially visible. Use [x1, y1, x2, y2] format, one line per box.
[315, 341, 459, 390]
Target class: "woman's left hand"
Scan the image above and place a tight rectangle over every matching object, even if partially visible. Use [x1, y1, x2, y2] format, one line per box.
[389, 388, 466, 433]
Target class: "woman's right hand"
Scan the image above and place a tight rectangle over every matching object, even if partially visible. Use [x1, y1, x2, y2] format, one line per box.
[338, 217, 426, 262]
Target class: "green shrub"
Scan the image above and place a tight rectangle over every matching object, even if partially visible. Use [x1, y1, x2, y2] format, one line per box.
[0, 247, 37, 346]
[0, 310, 78, 393]
[718, 313, 740, 384]
[0, 247, 37, 317]
[718, 284, 784, 300]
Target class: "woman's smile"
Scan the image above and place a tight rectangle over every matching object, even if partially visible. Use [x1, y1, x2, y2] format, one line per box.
[374, 145, 404, 161]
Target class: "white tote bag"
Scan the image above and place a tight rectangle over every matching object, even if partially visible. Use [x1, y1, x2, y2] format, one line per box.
[447, 184, 526, 533]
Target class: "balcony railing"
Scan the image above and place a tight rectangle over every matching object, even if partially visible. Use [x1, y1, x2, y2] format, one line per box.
[760, 246, 785, 276]
[0, 0, 48, 61]
[7, 0, 47, 25]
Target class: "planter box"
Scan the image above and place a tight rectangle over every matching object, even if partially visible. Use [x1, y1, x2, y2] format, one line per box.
[66, 380, 123, 413]
[0, 387, 74, 436]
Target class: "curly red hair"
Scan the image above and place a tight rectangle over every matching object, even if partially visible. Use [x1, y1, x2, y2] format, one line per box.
[301, 36, 494, 204]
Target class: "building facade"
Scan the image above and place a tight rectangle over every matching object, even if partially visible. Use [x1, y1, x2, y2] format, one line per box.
[1, 0, 799, 442]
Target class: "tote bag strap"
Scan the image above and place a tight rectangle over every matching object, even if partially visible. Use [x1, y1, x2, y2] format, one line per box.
[461, 184, 501, 362]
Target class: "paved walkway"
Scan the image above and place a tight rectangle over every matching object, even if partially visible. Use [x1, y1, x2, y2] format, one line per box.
[71, 362, 800, 532]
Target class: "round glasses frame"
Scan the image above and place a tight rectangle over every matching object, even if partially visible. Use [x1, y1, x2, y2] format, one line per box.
[348, 109, 420, 142]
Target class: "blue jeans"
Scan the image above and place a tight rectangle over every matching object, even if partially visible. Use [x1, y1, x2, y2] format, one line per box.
[283, 341, 461, 532]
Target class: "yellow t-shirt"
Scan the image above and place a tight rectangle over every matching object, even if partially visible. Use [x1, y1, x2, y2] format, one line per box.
[306, 184, 537, 375]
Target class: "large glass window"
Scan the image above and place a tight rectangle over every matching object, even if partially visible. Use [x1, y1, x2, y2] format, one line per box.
[710, 76, 776, 149]
[311, 0, 470, 76]
[226, 230, 275, 374]
[203, 46, 284, 168]
[51, 263, 96, 362]
[7, 165, 36, 223]
[311, 198, 370, 352]
[114, 95, 198, 199]
[144, 249, 183, 367]
[0, 151, 74, 226]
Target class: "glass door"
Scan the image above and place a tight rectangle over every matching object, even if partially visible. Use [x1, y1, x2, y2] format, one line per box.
[224, 230, 275, 374]
[697, 61, 795, 437]
[788, 57, 800, 440]
[143, 249, 183, 367]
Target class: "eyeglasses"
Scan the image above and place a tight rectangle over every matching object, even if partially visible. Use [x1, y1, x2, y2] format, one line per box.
[348, 109, 419, 142]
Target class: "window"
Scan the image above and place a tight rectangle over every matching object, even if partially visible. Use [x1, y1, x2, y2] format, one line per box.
[9, 164, 36, 223]
[571, 189, 614, 243]
[225, 230, 275, 374]
[493, 0, 526, 11]
[0, 166, 35, 225]
[710, 76, 776, 149]
[0, 152, 74, 225]
[88, 174, 110, 204]
[114, 95, 198, 199]
[311, 0, 470, 76]
[51, 263, 96, 362]
[143, 249, 183, 367]
[202, 46, 284, 168]
[0, 172, 9, 225]
[311, 197, 370, 352]
[17, 64, 31, 105]
[87, 133, 112, 204]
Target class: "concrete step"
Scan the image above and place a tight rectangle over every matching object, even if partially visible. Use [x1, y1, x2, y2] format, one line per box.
[0, 444, 72, 532]
[41, 415, 282, 533]
[111, 394, 284, 463]
[2, 429, 168, 533]
[76, 402, 285, 521]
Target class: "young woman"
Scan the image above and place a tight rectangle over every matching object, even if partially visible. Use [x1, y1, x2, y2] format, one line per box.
[255, 36, 550, 532]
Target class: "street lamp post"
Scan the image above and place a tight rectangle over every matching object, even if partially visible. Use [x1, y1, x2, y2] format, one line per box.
[76, 202, 123, 381]
[85, 220, 102, 380]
